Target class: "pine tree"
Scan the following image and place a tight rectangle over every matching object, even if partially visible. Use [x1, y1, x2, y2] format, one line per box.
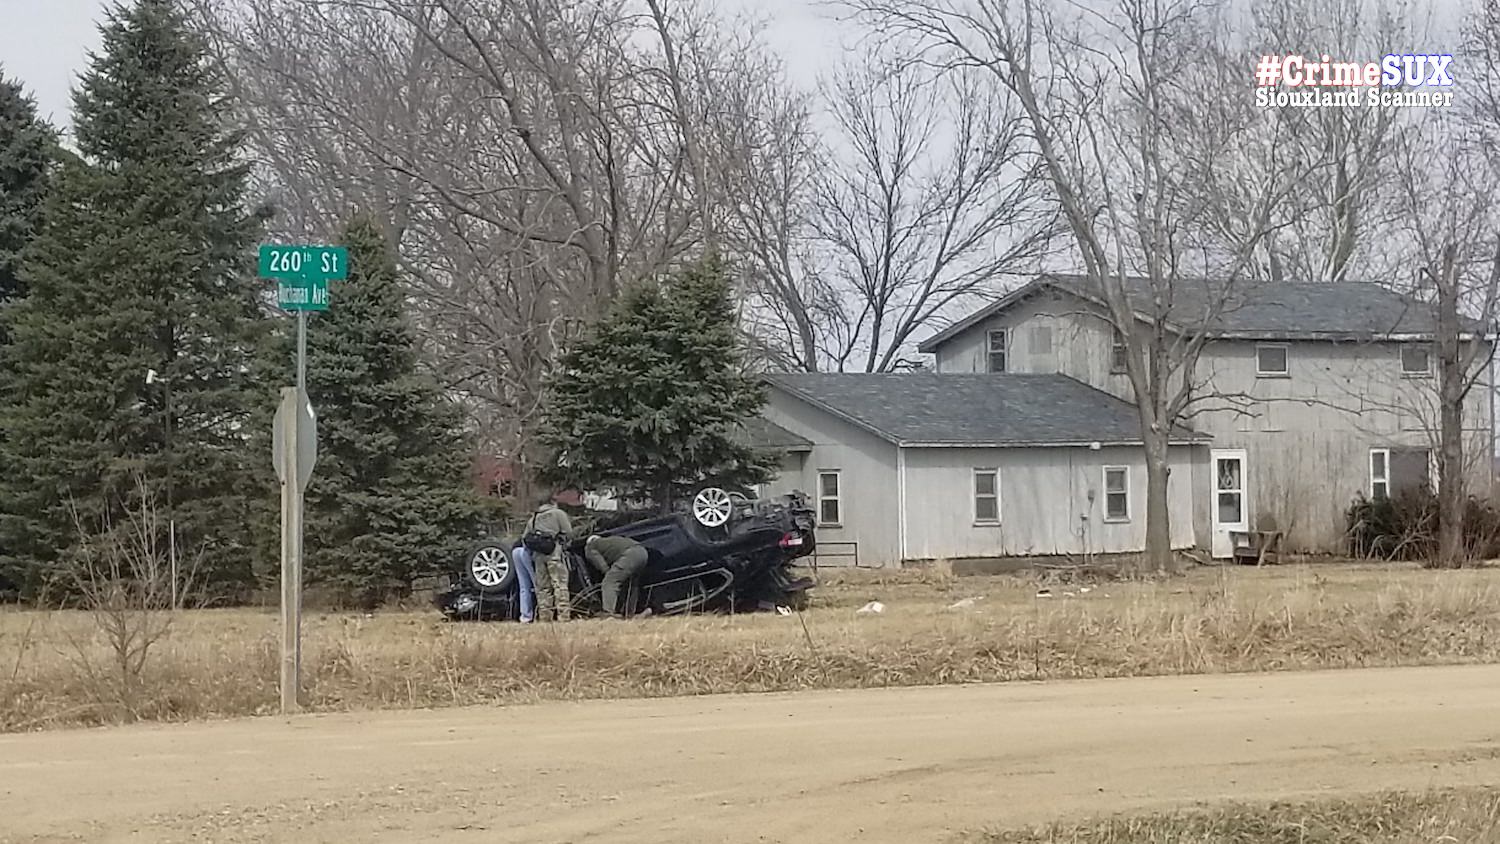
[0, 0, 269, 596]
[260, 216, 488, 605]
[0, 73, 58, 595]
[0, 71, 56, 313]
[540, 256, 775, 512]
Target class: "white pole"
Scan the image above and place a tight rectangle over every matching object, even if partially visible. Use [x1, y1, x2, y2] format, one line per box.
[279, 308, 308, 715]
[297, 311, 307, 398]
[278, 386, 302, 715]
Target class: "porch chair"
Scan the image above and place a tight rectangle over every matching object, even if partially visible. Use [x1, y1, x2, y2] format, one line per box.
[1228, 529, 1285, 566]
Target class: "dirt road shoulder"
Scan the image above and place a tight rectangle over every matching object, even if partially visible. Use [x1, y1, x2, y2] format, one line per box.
[3, 665, 1499, 844]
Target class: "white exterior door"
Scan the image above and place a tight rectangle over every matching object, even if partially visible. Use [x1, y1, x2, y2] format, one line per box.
[1210, 449, 1248, 558]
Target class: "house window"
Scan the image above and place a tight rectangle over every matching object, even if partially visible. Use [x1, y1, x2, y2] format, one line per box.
[817, 471, 842, 526]
[1030, 325, 1053, 355]
[1110, 329, 1128, 374]
[1103, 466, 1130, 522]
[973, 469, 1000, 524]
[1370, 447, 1432, 499]
[1401, 344, 1431, 376]
[1370, 449, 1389, 499]
[1255, 344, 1289, 376]
[987, 329, 1008, 373]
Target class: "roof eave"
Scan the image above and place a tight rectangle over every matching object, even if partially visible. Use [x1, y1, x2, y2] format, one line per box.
[1209, 331, 1495, 342]
[915, 277, 1050, 352]
[1046, 276, 1191, 336]
[896, 437, 1213, 449]
[762, 378, 902, 445]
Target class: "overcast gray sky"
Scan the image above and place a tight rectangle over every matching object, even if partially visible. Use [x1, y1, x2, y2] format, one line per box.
[1, 0, 108, 125]
[1, 0, 1469, 135]
[0, 0, 850, 129]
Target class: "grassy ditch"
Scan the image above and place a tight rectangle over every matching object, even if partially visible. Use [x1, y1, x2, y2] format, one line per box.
[3, 562, 1499, 732]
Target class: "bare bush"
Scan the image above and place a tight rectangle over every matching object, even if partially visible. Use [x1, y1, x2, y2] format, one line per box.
[59, 478, 201, 723]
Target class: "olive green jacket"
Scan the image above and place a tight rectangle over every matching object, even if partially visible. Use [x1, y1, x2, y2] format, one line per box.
[584, 535, 642, 571]
[527, 503, 573, 539]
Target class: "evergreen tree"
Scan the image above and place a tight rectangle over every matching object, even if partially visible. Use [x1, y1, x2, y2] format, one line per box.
[260, 216, 488, 605]
[0, 73, 57, 595]
[540, 256, 775, 512]
[0, 71, 56, 313]
[0, 0, 268, 596]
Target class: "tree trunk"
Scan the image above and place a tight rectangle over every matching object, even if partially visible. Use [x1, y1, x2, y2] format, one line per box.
[1435, 248, 1467, 568]
[659, 482, 674, 517]
[1143, 433, 1173, 573]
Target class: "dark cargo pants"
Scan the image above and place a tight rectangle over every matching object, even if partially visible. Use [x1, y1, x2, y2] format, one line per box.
[601, 545, 649, 616]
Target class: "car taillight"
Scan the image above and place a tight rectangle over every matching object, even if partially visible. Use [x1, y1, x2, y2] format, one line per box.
[778, 532, 804, 547]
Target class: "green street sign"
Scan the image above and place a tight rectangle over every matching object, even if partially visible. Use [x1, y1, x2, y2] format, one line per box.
[277, 279, 330, 311]
[258, 245, 349, 283]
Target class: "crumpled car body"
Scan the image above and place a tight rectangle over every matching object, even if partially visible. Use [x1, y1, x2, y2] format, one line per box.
[436, 489, 818, 620]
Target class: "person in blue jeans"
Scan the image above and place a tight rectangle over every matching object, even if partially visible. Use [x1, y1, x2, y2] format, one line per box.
[510, 537, 536, 623]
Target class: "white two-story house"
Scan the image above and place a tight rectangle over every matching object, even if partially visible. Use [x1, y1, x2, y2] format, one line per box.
[755, 274, 1495, 566]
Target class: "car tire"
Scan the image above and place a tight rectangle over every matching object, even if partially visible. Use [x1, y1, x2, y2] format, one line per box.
[462, 539, 516, 596]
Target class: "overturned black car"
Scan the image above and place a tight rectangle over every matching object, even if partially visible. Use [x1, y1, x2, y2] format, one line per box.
[436, 488, 817, 620]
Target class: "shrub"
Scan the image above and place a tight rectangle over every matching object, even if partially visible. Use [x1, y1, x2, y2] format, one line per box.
[1345, 488, 1500, 560]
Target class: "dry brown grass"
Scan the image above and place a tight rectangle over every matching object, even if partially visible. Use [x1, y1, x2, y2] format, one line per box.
[973, 787, 1500, 843]
[3, 562, 1500, 733]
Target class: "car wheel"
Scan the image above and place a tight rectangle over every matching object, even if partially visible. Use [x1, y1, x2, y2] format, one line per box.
[692, 487, 734, 527]
[462, 540, 516, 595]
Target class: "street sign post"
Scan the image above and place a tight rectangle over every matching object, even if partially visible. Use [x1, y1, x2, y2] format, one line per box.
[259, 243, 346, 714]
[271, 388, 307, 714]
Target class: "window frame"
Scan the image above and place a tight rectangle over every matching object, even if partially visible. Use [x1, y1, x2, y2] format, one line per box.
[1110, 329, 1128, 374]
[1102, 465, 1131, 523]
[973, 468, 1001, 526]
[816, 470, 842, 527]
[1369, 448, 1390, 500]
[986, 329, 1009, 373]
[1400, 344, 1432, 377]
[1255, 343, 1290, 377]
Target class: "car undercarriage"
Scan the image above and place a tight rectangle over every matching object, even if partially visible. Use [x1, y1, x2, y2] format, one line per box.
[436, 488, 818, 620]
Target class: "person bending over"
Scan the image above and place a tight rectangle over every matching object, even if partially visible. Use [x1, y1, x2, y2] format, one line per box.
[584, 534, 650, 618]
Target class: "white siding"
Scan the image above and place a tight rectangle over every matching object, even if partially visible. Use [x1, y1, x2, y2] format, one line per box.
[901, 445, 1199, 559]
[930, 289, 1498, 553]
[758, 453, 807, 500]
[761, 389, 903, 566]
[1190, 339, 1496, 551]
[932, 291, 1173, 405]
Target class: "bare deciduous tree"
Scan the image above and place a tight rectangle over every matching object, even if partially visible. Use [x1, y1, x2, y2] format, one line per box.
[193, 0, 811, 487]
[1395, 140, 1498, 566]
[843, 0, 1309, 568]
[1248, 0, 1421, 283]
[812, 61, 1056, 372]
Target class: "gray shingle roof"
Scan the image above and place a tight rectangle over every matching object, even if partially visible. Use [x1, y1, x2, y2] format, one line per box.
[766, 373, 1207, 447]
[735, 416, 813, 452]
[918, 273, 1490, 352]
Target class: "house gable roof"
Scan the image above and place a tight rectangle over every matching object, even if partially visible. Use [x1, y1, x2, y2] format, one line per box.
[765, 372, 1208, 447]
[735, 415, 813, 452]
[917, 273, 1490, 353]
